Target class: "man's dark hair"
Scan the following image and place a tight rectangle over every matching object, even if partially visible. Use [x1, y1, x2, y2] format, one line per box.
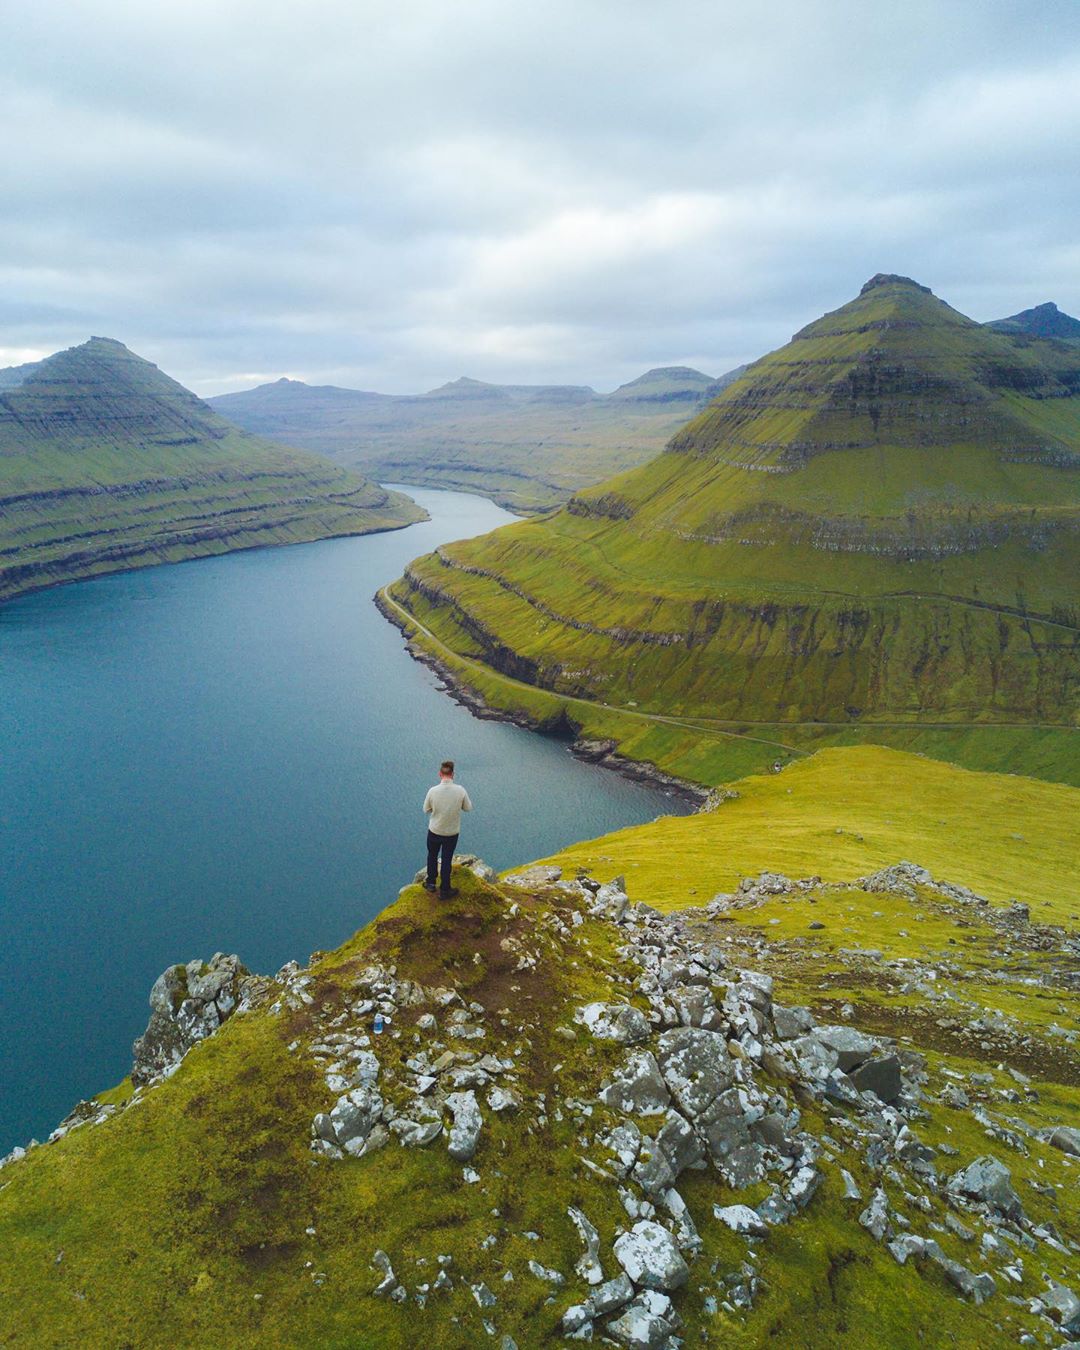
[440, 760, 455, 776]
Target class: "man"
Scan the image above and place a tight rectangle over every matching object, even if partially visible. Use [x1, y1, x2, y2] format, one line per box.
[423, 759, 473, 898]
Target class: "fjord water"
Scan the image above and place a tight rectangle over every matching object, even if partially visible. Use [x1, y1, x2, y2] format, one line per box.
[0, 488, 687, 1153]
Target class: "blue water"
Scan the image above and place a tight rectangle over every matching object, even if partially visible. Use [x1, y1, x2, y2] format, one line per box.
[0, 487, 687, 1152]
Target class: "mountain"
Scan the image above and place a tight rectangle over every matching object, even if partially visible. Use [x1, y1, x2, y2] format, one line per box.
[987, 301, 1080, 340]
[384, 275, 1080, 787]
[210, 365, 745, 513]
[0, 338, 424, 604]
[2, 745, 1078, 1347]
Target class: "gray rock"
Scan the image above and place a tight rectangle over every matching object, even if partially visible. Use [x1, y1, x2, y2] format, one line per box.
[946, 1156, 1023, 1219]
[471, 1281, 497, 1308]
[329, 1086, 384, 1148]
[713, 1203, 768, 1236]
[578, 1002, 651, 1045]
[633, 1138, 677, 1198]
[851, 1055, 902, 1103]
[1043, 1281, 1080, 1335]
[656, 1111, 704, 1177]
[586, 1272, 635, 1316]
[445, 1090, 483, 1161]
[569, 1206, 604, 1286]
[613, 1220, 689, 1292]
[654, 1027, 734, 1122]
[931, 1251, 996, 1305]
[504, 864, 562, 888]
[486, 1084, 521, 1114]
[312, 1112, 337, 1144]
[605, 1289, 679, 1348]
[527, 1259, 566, 1286]
[372, 1249, 398, 1297]
[560, 1305, 592, 1335]
[1047, 1126, 1080, 1157]
[887, 1234, 926, 1265]
[859, 1187, 890, 1241]
[133, 953, 251, 1085]
[813, 1025, 879, 1072]
[389, 1118, 443, 1147]
[771, 1004, 815, 1040]
[598, 1051, 671, 1116]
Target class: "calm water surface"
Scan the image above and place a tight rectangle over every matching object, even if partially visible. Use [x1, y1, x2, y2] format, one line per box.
[0, 487, 688, 1152]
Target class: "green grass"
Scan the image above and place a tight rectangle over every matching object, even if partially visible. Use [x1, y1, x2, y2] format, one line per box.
[0, 338, 425, 603]
[537, 744, 1080, 920]
[386, 276, 1080, 786]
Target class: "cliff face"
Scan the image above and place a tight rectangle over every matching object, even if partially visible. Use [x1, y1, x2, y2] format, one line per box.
[2, 802, 1078, 1348]
[0, 338, 425, 603]
[386, 277, 1080, 785]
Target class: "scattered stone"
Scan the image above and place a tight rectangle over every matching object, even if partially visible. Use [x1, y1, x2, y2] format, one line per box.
[713, 1204, 768, 1237]
[578, 1002, 652, 1045]
[859, 1188, 890, 1241]
[946, 1156, 1023, 1220]
[445, 1091, 483, 1161]
[569, 1206, 604, 1285]
[613, 1221, 689, 1292]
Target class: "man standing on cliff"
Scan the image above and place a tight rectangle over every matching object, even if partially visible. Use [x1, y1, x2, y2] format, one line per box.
[423, 760, 473, 898]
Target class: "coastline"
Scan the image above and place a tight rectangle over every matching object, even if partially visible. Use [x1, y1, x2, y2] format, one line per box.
[374, 587, 708, 807]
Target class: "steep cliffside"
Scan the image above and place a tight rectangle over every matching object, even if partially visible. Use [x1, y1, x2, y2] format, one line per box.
[0, 338, 424, 603]
[387, 276, 1080, 785]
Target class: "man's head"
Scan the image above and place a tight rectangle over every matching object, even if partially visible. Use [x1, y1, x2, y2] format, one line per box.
[439, 760, 455, 779]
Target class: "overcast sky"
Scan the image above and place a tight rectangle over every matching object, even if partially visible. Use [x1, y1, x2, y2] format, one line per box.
[4, 0, 1080, 395]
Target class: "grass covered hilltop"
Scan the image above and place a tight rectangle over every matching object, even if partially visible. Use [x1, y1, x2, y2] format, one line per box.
[210, 365, 745, 514]
[1, 747, 1078, 1348]
[384, 274, 1080, 788]
[0, 337, 425, 604]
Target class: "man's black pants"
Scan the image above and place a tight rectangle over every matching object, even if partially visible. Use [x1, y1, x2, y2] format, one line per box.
[426, 830, 459, 894]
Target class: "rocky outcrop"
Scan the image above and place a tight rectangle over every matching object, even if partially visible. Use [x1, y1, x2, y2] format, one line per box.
[131, 953, 267, 1086]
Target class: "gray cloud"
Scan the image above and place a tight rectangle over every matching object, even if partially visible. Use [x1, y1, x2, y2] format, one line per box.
[3, 0, 1080, 394]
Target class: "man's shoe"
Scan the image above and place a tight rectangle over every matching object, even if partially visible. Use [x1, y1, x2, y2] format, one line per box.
[422, 880, 437, 892]
[439, 887, 459, 899]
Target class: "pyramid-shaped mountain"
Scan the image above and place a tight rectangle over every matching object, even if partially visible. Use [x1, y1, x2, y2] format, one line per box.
[0, 338, 423, 602]
[389, 276, 1080, 778]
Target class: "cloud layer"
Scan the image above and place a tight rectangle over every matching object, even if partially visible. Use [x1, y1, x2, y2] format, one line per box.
[4, 0, 1080, 394]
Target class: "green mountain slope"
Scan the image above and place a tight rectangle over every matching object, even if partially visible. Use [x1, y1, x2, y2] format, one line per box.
[2, 749, 1078, 1348]
[210, 366, 745, 513]
[987, 302, 1080, 341]
[0, 338, 424, 603]
[386, 275, 1080, 786]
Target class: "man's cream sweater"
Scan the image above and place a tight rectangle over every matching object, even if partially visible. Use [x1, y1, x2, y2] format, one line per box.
[423, 780, 473, 836]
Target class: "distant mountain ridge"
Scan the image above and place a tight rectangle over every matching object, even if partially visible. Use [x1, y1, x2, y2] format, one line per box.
[210, 364, 746, 512]
[986, 300, 1080, 340]
[387, 273, 1080, 788]
[0, 337, 423, 603]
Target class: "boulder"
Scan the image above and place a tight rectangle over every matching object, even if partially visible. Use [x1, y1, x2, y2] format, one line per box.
[578, 1002, 651, 1045]
[586, 1272, 635, 1316]
[859, 1187, 890, 1241]
[812, 1025, 879, 1072]
[503, 864, 562, 888]
[851, 1055, 902, 1103]
[713, 1204, 768, 1237]
[133, 953, 251, 1085]
[653, 1027, 734, 1123]
[605, 1289, 679, 1349]
[598, 1051, 671, 1116]
[946, 1156, 1023, 1219]
[1043, 1282, 1080, 1335]
[1047, 1126, 1080, 1157]
[613, 1220, 689, 1292]
[329, 1086, 384, 1149]
[445, 1090, 483, 1161]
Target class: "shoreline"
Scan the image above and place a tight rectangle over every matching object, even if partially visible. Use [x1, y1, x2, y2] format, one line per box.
[374, 588, 709, 808]
[0, 501, 428, 611]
